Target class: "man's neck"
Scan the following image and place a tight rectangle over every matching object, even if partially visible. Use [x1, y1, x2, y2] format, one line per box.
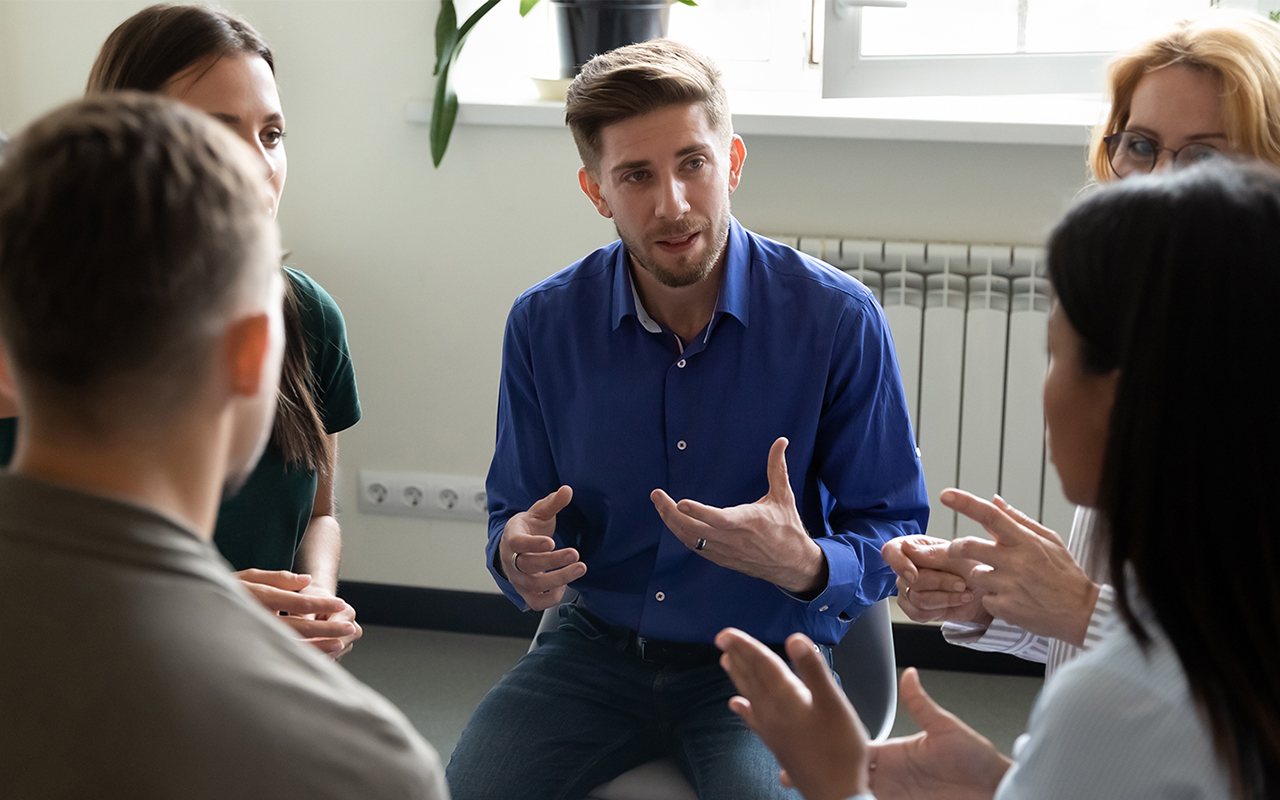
[630, 256, 725, 344]
[10, 412, 230, 538]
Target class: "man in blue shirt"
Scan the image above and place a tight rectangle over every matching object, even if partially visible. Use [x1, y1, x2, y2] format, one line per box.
[446, 40, 928, 800]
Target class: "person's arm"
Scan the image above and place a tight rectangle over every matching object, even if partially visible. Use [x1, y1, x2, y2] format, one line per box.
[486, 299, 583, 611]
[654, 300, 929, 616]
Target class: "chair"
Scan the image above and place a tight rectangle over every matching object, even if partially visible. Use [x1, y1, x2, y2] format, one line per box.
[528, 591, 898, 800]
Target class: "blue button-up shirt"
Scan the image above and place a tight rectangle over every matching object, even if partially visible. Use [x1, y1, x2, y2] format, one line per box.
[486, 218, 928, 646]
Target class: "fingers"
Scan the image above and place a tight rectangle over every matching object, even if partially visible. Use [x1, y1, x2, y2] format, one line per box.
[940, 489, 1033, 547]
[785, 633, 848, 711]
[901, 568, 973, 609]
[899, 537, 960, 572]
[652, 489, 718, 550]
[282, 615, 359, 640]
[899, 667, 959, 733]
[241, 581, 346, 617]
[992, 495, 1065, 545]
[948, 536, 999, 565]
[512, 546, 583, 576]
[716, 627, 796, 702]
[235, 568, 312, 591]
[526, 485, 573, 522]
[881, 538, 919, 582]
[766, 437, 793, 503]
[521, 558, 588, 595]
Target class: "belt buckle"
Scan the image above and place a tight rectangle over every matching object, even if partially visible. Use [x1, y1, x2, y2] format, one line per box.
[636, 635, 648, 661]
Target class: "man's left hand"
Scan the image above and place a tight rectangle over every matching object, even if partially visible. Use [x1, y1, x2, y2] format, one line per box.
[651, 437, 826, 595]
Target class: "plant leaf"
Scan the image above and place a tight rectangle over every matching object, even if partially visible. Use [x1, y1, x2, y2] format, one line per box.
[430, 57, 460, 167]
[434, 0, 459, 77]
[519, 0, 540, 17]
[675, 0, 697, 5]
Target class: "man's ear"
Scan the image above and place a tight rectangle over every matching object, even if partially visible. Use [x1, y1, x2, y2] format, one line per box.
[579, 167, 613, 219]
[727, 134, 747, 196]
[222, 313, 272, 398]
[0, 346, 19, 418]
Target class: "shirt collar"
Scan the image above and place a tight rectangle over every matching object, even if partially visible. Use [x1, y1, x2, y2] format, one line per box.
[610, 216, 752, 332]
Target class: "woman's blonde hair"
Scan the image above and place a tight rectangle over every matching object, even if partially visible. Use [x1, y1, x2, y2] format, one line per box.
[1089, 11, 1280, 182]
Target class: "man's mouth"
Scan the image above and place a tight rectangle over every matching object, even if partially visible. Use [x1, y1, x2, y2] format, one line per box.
[654, 231, 701, 252]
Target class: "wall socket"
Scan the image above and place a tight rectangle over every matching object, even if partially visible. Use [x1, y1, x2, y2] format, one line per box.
[358, 470, 488, 523]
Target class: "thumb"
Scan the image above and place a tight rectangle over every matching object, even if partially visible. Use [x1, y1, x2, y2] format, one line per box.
[766, 437, 793, 502]
[899, 667, 957, 734]
[527, 485, 573, 521]
[236, 568, 312, 591]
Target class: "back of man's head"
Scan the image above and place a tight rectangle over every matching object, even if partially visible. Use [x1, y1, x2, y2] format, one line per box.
[0, 92, 275, 425]
[565, 39, 730, 176]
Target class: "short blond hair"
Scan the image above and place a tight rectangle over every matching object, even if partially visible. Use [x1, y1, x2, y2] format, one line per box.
[564, 39, 730, 175]
[1089, 10, 1280, 182]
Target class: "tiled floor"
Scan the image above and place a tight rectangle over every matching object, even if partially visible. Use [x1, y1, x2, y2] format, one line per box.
[341, 624, 1045, 764]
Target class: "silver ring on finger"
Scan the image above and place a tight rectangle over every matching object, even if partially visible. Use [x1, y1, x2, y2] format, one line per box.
[695, 538, 707, 551]
[512, 551, 524, 574]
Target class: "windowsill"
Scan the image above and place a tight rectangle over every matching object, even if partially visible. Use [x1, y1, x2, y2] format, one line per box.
[405, 85, 1107, 148]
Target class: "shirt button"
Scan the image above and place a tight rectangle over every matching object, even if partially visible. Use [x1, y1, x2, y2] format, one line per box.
[677, 359, 687, 368]
[819, 605, 829, 612]
[655, 591, 666, 601]
[677, 440, 687, 450]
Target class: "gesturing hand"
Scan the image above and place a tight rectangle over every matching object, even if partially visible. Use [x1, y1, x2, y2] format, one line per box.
[716, 628, 869, 800]
[881, 535, 991, 625]
[498, 486, 586, 611]
[866, 668, 1010, 800]
[235, 569, 360, 657]
[651, 438, 826, 595]
[942, 490, 1100, 647]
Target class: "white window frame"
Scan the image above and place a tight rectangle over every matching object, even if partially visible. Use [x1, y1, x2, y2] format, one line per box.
[822, 0, 1113, 98]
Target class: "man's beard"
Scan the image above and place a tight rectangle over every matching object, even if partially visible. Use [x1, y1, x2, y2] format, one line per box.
[619, 207, 731, 289]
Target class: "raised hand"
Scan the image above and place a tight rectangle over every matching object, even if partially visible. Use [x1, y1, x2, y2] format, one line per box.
[867, 668, 1011, 800]
[943, 490, 1099, 647]
[235, 568, 359, 656]
[881, 535, 991, 625]
[498, 485, 587, 611]
[651, 438, 826, 595]
[716, 627, 869, 800]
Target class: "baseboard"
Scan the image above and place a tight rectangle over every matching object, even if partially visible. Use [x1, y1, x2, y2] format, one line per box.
[339, 581, 1045, 678]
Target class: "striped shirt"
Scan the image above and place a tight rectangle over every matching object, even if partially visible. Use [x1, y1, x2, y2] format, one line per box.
[941, 506, 1116, 678]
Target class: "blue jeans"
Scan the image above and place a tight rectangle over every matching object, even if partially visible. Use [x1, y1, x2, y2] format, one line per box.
[445, 604, 806, 800]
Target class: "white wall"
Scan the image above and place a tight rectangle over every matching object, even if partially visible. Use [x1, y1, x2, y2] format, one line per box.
[0, 0, 1089, 594]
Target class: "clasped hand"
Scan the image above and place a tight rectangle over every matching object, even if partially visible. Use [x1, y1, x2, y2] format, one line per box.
[235, 569, 362, 658]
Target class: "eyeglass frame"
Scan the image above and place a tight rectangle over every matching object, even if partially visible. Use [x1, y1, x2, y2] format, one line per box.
[1103, 130, 1225, 178]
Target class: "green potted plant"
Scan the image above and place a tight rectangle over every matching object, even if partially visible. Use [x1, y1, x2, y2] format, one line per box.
[430, 0, 695, 167]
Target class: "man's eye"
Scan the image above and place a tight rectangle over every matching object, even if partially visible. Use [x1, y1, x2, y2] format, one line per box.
[687, 158, 704, 170]
[626, 171, 648, 183]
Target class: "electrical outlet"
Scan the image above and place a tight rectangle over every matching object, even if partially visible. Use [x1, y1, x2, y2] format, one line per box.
[358, 470, 488, 523]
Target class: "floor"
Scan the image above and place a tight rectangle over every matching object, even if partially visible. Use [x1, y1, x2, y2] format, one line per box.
[341, 624, 1045, 765]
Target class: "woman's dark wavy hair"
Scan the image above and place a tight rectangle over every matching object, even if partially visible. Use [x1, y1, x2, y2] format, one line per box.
[86, 4, 331, 477]
[1048, 160, 1280, 799]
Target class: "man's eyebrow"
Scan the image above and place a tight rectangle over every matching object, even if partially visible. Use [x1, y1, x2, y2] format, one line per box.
[611, 159, 651, 175]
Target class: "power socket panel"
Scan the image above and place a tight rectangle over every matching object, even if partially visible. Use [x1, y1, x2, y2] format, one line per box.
[358, 470, 488, 523]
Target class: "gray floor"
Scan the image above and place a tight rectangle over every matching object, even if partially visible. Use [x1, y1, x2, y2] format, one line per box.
[342, 624, 1044, 762]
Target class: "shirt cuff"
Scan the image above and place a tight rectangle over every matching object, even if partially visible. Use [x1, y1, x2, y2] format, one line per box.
[941, 618, 1050, 663]
[841, 794, 877, 800]
[1081, 583, 1116, 652]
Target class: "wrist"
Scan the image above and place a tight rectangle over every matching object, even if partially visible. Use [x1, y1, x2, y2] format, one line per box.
[783, 538, 828, 597]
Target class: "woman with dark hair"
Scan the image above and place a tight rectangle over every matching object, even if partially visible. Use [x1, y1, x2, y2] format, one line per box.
[0, 4, 362, 657]
[716, 159, 1280, 800]
[885, 8, 1280, 679]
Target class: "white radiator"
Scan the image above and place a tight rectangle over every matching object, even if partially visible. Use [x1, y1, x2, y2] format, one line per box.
[768, 234, 1074, 541]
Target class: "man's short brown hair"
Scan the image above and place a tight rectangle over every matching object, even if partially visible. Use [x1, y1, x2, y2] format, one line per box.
[565, 39, 730, 175]
[0, 92, 271, 419]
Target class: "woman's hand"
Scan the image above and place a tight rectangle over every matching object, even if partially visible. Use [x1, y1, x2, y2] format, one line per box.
[881, 535, 992, 625]
[716, 628, 870, 800]
[942, 490, 1100, 647]
[868, 668, 1010, 800]
[235, 569, 361, 657]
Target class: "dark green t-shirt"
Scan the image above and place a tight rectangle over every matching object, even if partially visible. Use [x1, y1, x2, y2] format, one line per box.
[0, 267, 361, 572]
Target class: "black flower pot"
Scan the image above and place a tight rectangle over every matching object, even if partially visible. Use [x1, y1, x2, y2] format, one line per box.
[552, 0, 672, 79]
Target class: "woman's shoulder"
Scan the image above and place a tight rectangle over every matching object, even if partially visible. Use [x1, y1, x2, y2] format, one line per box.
[283, 267, 345, 328]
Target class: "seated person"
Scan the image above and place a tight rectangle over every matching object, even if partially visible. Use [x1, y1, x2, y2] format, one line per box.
[445, 39, 928, 800]
[0, 3, 363, 658]
[883, 8, 1280, 677]
[717, 159, 1280, 800]
[0, 94, 447, 799]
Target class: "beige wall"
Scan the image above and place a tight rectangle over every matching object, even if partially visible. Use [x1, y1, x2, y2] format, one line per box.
[0, 0, 1089, 594]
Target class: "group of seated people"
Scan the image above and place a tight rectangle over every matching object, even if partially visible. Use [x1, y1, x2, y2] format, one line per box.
[0, 4, 1276, 800]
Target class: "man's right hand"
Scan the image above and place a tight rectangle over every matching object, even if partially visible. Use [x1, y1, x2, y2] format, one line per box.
[498, 486, 586, 611]
[881, 534, 991, 625]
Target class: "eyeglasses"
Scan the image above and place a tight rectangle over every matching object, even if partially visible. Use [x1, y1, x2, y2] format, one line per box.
[1104, 131, 1223, 178]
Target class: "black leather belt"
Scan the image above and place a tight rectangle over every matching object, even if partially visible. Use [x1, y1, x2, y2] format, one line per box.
[576, 606, 824, 668]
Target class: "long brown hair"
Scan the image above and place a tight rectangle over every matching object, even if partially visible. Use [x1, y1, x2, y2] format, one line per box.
[87, 4, 331, 476]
